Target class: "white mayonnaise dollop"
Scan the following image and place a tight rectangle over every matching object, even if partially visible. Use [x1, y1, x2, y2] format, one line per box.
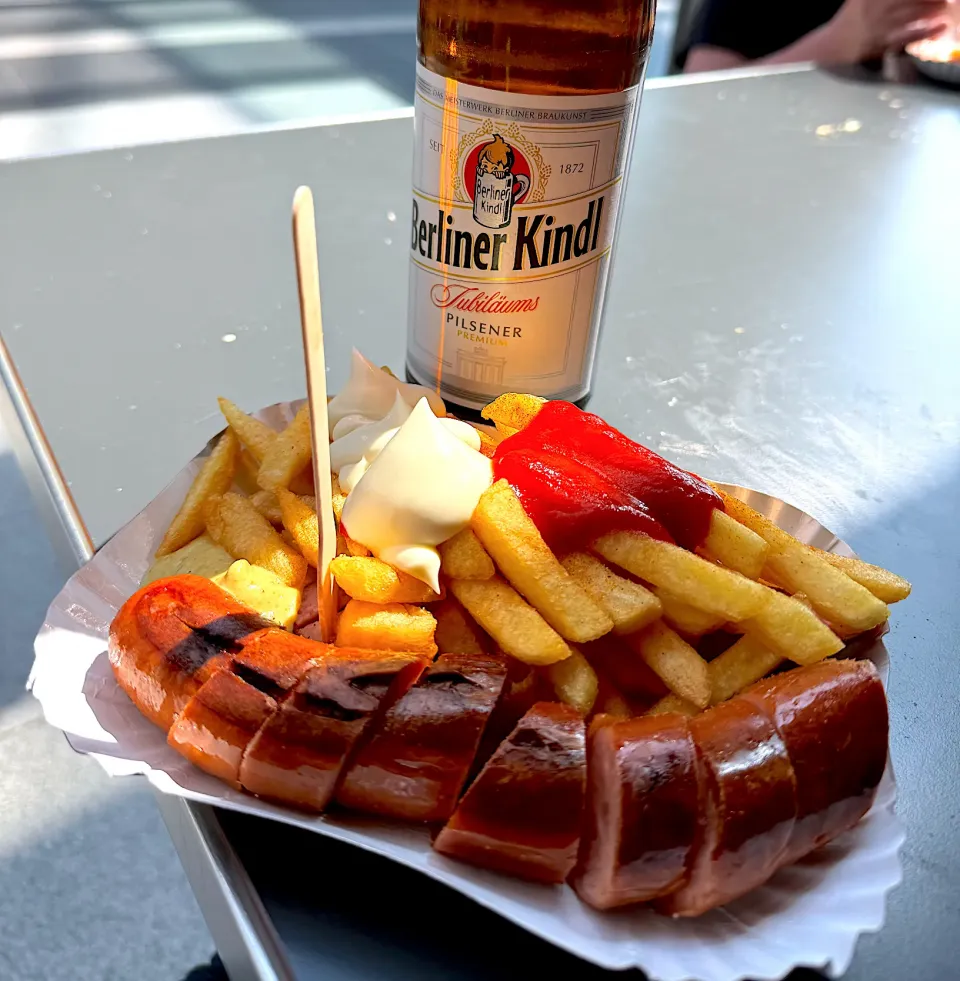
[326, 349, 445, 436]
[340, 398, 492, 592]
[331, 391, 479, 494]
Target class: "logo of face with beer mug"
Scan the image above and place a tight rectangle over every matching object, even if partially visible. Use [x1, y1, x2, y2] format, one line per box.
[466, 134, 531, 229]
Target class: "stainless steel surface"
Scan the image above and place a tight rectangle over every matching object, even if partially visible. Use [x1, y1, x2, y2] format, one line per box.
[0, 338, 292, 981]
[1, 67, 959, 979]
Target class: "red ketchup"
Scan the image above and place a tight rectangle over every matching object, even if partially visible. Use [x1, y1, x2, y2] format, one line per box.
[492, 401, 720, 553]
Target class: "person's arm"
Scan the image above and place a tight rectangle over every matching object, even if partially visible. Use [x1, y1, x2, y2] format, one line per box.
[685, 0, 951, 73]
[685, 21, 851, 71]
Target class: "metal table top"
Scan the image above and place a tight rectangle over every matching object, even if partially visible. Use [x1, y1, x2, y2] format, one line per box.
[2, 66, 958, 980]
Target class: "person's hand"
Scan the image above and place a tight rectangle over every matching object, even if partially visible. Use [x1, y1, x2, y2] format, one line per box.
[826, 0, 952, 61]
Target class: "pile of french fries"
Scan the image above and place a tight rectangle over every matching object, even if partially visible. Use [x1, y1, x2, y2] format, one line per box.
[144, 389, 911, 721]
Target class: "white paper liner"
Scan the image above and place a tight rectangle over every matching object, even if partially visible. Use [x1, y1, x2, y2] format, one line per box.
[29, 401, 904, 980]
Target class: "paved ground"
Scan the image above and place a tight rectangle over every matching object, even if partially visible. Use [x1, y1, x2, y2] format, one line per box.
[0, 2, 679, 978]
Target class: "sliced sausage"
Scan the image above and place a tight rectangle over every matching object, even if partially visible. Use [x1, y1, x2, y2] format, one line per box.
[337, 652, 507, 822]
[571, 713, 704, 910]
[434, 702, 586, 884]
[238, 650, 424, 812]
[739, 658, 888, 866]
[108, 575, 271, 730]
[167, 631, 321, 787]
[658, 697, 797, 917]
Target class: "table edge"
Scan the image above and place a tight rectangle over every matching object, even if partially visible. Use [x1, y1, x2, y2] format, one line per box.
[0, 332, 294, 981]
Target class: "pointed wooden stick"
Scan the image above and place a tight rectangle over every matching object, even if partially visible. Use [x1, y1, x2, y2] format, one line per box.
[292, 186, 338, 643]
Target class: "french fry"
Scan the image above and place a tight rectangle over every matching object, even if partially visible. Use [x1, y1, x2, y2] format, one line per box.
[812, 549, 912, 604]
[707, 633, 782, 705]
[625, 621, 711, 708]
[475, 426, 504, 459]
[480, 392, 545, 433]
[450, 576, 573, 666]
[331, 555, 441, 604]
[546, 649, 599, 715]
[204, 492, 307, 589]
[275, 487, 320, 567]
[142, 534, 235, 586]
[646, 693, 699, 717]
[594, 676, 633, 719]
[155, 430, 239, 556]
[251, 489, 283, 525]
[743, 588, 844, 665]
[331, 473, 347, 523]
[212, 560, 301, 630]
[234, 445, 262, 495]
[593, 531, 766, 622]
[336, 599, 437, 658]
[439, 527, 495, 580]
[472, 480, 613, 642]
[561, 552, 662, 635]
[257, 405, 312, 493]
[217, 397, 277, 462]
[288, 466, 315, 497]
[655, 588, 725, 638]
[433, 597, 489, 655]
[718, 491, 889, 632]
[699, 508, 768, 579]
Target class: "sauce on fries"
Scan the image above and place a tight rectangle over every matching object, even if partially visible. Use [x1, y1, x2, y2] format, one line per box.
[493, 400, 720, 550]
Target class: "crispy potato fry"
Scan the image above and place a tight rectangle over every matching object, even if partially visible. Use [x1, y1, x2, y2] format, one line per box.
[346, 537, 371, 556]
[625, 621, 711, 708]
[433, 598, 489, 655]
[155, 430, 239, 556]
[654, 588, 725, 638]
[546, 649, 599, 715]
[217, 397, 277, 462]
[594, 531, 766, 622]
[336, 599, 437, 658]
[439, 527, 495, 580]
[646, 693, 699, 717]
[212, 560, 301, 630]
[331, 555, 441, 604]
[475, 426, 504, 459]
[707, 633, 782, 705]
[276, 487, 320, 567]
[450, 577, 573, 666]
[561, 552, 662, 635]
[330, 473, 346, 523]
[812, 549, 912, 604]
[204, 492, 307, 589]
[288, 466, 315, 497]
[251, 489, 283, 525]
[472, 480, 613, 642]
[743, 588, 843, 665]
[718, 491, 889, 632]
[141, 534, 235, 586]
[699, 508, 768, 579]
[234, 445, 262, 495]
[593, 675, 634, 719]
[480, 393, 545, 433]
[257, 405, 312, 492]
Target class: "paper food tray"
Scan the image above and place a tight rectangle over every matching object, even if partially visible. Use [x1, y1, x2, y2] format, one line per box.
[29, 400, 904, 980]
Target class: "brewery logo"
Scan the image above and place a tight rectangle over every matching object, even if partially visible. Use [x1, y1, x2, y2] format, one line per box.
[452, 121, 550, 228]
[465, 134, 531, 229]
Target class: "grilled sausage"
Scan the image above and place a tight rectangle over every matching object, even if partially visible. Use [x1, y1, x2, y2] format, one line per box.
[739, 658, 888, 866]
[108, 575, 273, 730]
[570, 713, 704, 909]
[336, 652, 507, 822]
[434, 702, 586, 884]
[657, 698, 797, 917]
[238, 650, 424, 811]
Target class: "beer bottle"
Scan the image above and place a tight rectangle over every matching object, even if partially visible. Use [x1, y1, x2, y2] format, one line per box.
[407, 1, 656, 411]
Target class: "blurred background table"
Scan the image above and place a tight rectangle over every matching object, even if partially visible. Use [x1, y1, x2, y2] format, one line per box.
[2, 66, 959, 980]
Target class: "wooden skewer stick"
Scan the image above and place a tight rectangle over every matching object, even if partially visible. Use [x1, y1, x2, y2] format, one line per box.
[292, 186, 338, 643]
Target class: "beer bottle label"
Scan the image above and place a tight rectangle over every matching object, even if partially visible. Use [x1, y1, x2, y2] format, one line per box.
[407, 63, 642, 409]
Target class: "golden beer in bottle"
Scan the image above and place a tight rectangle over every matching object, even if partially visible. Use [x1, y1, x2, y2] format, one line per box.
[407, 1, 656, 410]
